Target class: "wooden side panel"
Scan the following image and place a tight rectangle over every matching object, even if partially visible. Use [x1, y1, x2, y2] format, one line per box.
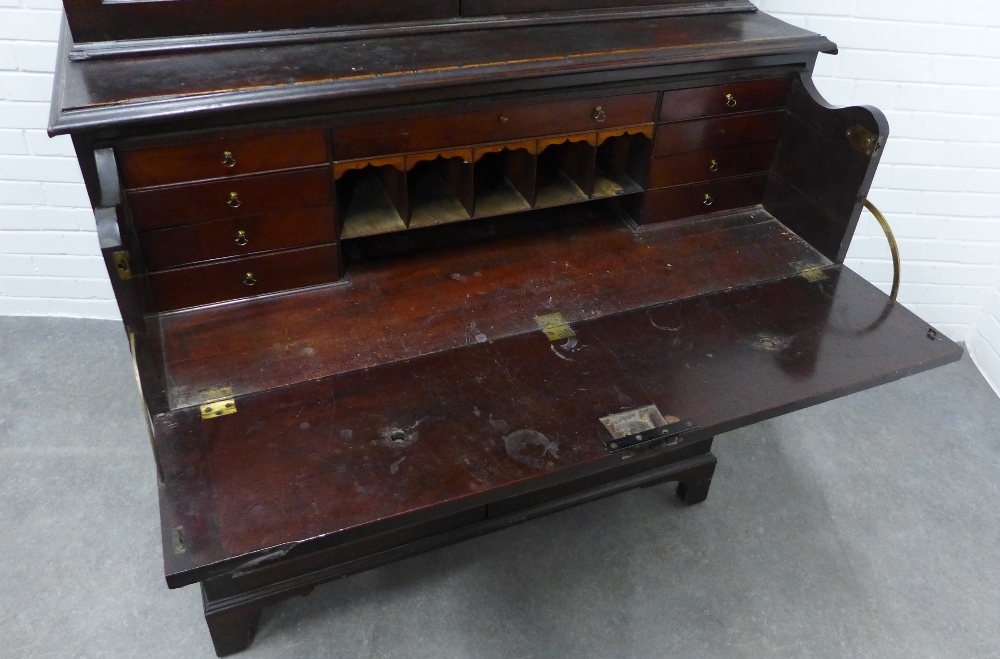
[763, 72, 888, 262]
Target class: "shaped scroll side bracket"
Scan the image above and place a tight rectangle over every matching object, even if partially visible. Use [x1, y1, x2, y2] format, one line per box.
[762, 71, 889, 264]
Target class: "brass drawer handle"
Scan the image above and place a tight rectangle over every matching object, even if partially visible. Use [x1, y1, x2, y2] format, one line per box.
[234, 230, 249, 247]
[592, 106, 607, 123]
[243, 272, 257, 286]
[709, 159, 719, 173]
[703, 194, 714, 207]
[725, 94, 737, 108]
[499, 115, 509, 125]
[227, 192, 241, 208]
[222, 151, 236, 168]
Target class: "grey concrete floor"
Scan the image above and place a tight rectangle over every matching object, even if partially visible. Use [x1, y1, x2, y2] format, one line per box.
[1, 316, 999, 659]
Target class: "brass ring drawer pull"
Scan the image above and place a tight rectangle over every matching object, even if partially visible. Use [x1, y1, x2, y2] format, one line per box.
[243, 272, 257, 286]
[726, 94, 737, 108]
[234, 230, 249, 246]
[222, 151, 236, 168]
[592, 106, 607, 123]
[499, 115, 509, 125]
[703, 194, 714, 207]
[709, 159, 719, 173]
[227, 192, 241, 208]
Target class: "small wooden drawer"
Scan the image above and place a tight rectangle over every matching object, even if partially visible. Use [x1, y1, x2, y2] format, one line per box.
[659, 77, 792, 123]
[648, 142, 777, 190]
[641, 174, 769, 225]
[148, 244, 341, 312]
[331, 93, 658, 160]
[139, 207, 337, 271]
[653, 111, 786, 158]
[127, 167, 333, 232]
[119, 128, 328, 189]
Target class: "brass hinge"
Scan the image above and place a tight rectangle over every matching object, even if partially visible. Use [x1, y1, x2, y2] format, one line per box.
[199, 385, 237, 419]
[792, 260, 830, 283]
[847, 125, 880, 157]
[535, 312, 576, 341]
[201, 398, 237, 419]
[111, 250, 132, 281]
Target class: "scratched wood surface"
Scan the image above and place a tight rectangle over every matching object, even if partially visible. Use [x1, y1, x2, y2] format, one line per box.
[155, 266, 961, 585]
[156, 205, 828, 409]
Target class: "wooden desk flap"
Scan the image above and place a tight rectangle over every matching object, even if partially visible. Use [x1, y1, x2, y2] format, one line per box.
[156, 266, 960, 586]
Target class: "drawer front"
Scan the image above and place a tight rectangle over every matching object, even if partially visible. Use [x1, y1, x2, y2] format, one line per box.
[653, 111, 786, 158]
[148, 244, 341, 312]
[119, 128, 328, 189]
[331, 93, 658, 160]
[659, 77, 792, 123]
[649, 142, 777, 190]
[641, 174, 769, 225]
[128, 167, 333, 232]
[139, 207, 338, 271]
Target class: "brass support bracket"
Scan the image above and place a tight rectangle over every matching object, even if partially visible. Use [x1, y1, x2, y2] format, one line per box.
[861, 198, 900, 302]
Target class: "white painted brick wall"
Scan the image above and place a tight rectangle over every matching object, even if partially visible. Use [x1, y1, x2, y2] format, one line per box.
[0, 0, 118, 319]
[754, 0, 1000, 395]
[0, 1, 998, 394]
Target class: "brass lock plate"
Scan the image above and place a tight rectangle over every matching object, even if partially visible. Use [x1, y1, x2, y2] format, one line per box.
[111, 251, 132, 281]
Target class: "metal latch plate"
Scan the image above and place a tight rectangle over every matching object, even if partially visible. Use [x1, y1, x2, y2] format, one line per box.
[600, 405, 696, 453]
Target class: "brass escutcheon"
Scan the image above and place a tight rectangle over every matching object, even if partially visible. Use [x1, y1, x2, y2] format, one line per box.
[726, 93, 737, 108]
[227, 191, 241, 208]
[243, 272, 257, 286]
[709, 159, 720, 172]
[222, 151, 236, 168]
[703, 194, 714, 207]
[234, 230, 249, 246]
[592, 106, 607, 123]
[498, 115, 509, 125]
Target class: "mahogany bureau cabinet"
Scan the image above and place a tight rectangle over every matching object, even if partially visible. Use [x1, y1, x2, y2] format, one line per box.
[49, 0, 962, 655]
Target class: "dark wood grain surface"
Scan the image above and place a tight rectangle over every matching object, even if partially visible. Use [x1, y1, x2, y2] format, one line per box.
[119, 128, 329, 189]
[155, 265, 960, 586]
[654, 110, 786, 156]
[642, 173, 768, 223]
[127, 167, 333, 232]
[51, 12, 834, 134]
[156, 206, 827, 409]
[658, 76, 792, 122]
[139, 207, 338, 271]
[148, 244, 341, 312]
[331, 93, 656, 161]
[648, 141, 776, 188]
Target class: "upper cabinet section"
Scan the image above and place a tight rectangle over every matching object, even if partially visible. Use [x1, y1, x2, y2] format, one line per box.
[461, 0, 721, 16]
[62, 0, 754, 47]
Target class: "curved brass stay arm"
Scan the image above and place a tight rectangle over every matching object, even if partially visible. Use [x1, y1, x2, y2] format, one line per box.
[861, 198, 900, 303]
